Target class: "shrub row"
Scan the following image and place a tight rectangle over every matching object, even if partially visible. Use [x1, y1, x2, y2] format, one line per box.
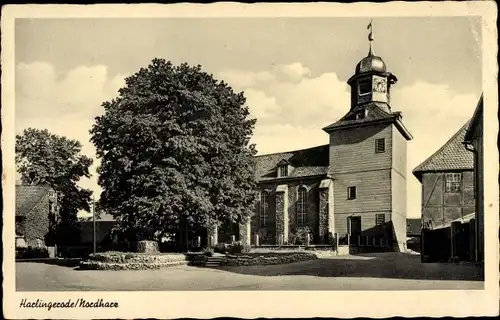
[79, 260, 188, 270]
[226, 252, 317, 266]
[87, 252, 187, 264]
[203, 242, 252, 256]
[16, 247, 49, 259]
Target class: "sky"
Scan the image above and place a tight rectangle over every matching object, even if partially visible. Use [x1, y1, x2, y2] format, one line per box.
[15, 17, 482, 219]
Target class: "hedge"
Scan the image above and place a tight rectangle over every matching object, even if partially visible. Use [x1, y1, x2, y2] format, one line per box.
[79, 251, 189, 270]
[88, 252, 187, 264]
[79, 260, 188, 270]
[225, 252, 317, 266]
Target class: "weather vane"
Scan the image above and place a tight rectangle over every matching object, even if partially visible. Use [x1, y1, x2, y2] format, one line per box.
[367, 19, 374, 55]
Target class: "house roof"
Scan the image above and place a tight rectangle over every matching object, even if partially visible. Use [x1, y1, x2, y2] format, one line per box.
[255, 144, 329, 182]
[16, 185, 51, 217]
[431, 212, 476, 231]
[464, 94, 484, 143]
[412, 121, 474, 180]
[406, 218, 422, 236]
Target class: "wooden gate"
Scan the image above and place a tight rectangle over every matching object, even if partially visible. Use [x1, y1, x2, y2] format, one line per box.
[421, 227, 451, 262]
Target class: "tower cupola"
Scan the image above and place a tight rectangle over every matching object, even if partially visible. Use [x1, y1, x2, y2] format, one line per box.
[347, 20, 397, 113]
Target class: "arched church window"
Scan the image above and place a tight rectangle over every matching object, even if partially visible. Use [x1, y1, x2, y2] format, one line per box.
[260, 191, 269, 227]
[297, 187, 307, 225]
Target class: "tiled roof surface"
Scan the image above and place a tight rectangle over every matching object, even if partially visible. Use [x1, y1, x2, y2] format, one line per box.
[406, 218, 422, 236]
[323, 102, 396, 131]
[16, 185, 51, 217]
[255, 144, 329, 181]
[412, 121, 473, 178]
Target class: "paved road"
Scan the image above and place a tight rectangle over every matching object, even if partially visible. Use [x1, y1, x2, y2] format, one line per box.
[16, 253, 484, 291]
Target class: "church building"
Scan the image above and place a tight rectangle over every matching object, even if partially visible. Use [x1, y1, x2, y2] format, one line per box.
[248, 31, 413, 252]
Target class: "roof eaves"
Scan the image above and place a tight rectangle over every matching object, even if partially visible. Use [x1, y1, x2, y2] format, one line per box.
[464, 94, 484, 143]
[258, 173, 328, 184]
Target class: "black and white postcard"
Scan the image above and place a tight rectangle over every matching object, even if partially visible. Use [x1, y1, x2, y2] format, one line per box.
[2, 2, 498, 319]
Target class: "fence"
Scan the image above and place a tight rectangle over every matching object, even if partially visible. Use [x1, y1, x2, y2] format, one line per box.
[336, 233, 392, 254]
[421, 219, 475, 263]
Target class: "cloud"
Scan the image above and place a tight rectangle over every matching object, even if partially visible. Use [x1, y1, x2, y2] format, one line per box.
[16, 62, 126, 120]
[15, 62, 127, 216]
[16, 61, 480, 219]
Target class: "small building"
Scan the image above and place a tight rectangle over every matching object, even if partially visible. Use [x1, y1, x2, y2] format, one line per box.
[463, 94, 484, 262]
[79, 213, 117, 246]
[412, 122, 475, 230]
[15, 184, 58, 247]
[413, 96, 483, 263]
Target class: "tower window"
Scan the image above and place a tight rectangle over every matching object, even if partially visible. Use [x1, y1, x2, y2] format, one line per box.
[445, 173, 461, 193]
[347, 186, 357, 200]
[375, 138, 385, 153]
[358, 79, 372, 96]
[375, 214, 385, 226]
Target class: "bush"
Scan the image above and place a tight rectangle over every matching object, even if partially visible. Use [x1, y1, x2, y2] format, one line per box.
[19, 247, 49, 259]
[79, 260, 188, 270]
[87, 252, 187, 264]
[214, 243, 227, 254]
[289, 226, 314, 245]
[228, 242, 251, 254]
[227, 252, 317, 266]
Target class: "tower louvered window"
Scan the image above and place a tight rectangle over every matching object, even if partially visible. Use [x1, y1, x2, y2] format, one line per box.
[375, 138, 385, 153]
[297, 187, 307, 225]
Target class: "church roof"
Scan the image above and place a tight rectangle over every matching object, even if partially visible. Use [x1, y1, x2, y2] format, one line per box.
[323, 102, 395, 131]
[16, 184, 52, 217]
[412, 121, 474, 180]
[255, 144, 329, 182]
[322, 102, 412, 140]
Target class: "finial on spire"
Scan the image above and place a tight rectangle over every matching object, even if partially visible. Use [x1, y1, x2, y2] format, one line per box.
[367, 19, 374, 55]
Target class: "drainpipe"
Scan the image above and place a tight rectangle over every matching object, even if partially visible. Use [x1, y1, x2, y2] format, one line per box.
[463, 141, 478, 262]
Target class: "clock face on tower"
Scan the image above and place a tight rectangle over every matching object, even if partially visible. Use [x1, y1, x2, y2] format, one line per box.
[373, 77, 387, 93]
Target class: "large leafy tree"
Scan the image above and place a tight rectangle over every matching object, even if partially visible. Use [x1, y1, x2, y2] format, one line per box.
[15, 128, 93, 245]
[90, 58, 257, 245]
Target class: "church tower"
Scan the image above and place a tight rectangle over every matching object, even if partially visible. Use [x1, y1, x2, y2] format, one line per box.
[323, 21, 413, 252]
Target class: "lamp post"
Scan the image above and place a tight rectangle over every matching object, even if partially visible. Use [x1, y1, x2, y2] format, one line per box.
[92, 196, 96, 255]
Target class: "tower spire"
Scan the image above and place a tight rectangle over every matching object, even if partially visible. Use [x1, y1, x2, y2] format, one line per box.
[367, 19, 374, 55]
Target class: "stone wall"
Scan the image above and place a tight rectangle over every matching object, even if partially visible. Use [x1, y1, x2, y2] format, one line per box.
[24, 192, 51, 247]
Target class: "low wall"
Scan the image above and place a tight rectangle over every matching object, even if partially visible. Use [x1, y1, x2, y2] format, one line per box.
[79, 252, 188, 270]
[252, 245, 333, 251]
[226, 252, 318, 266]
